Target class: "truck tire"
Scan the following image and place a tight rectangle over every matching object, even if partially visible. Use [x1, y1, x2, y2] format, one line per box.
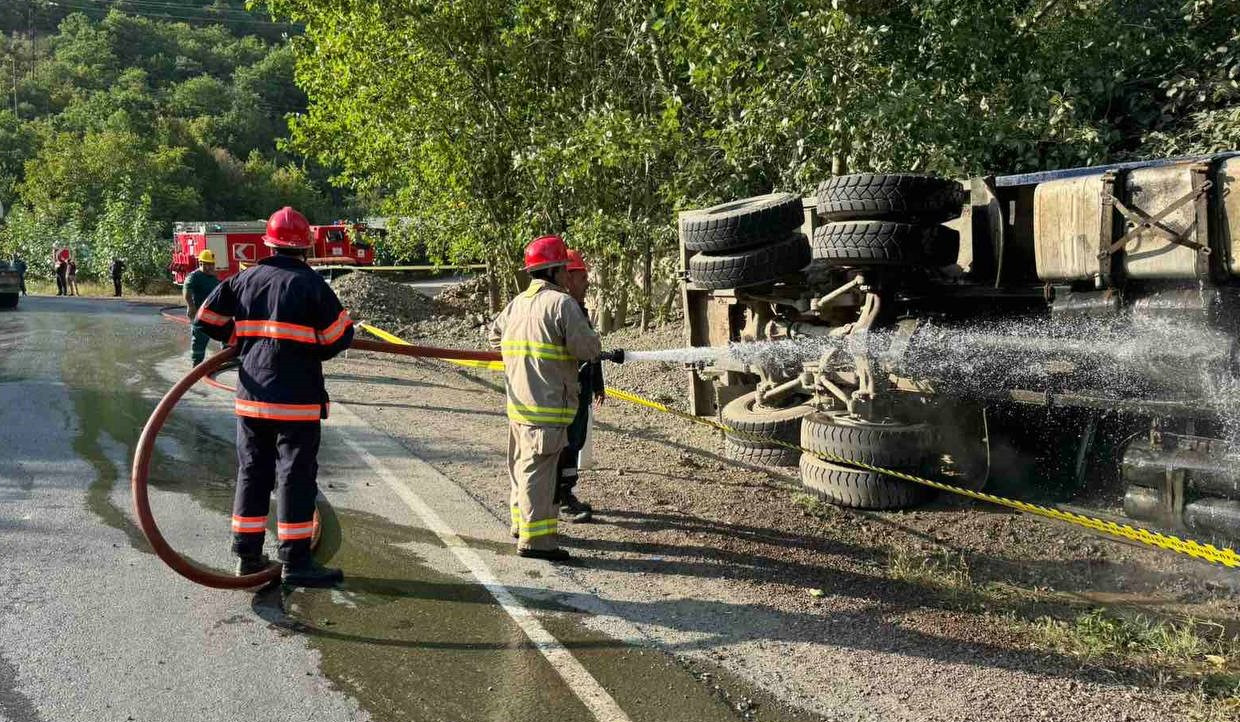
[798, 413, 935, 509]
[0, 293, 17, 309]
[725, 441, 801, 468]
[688, 233, 811, 289]
[812, 221, 954, 267]
[799, 454, 932, 510]
[816, 173, 962, 222]
[682, 192, 804, 253]
[721, 392, 813, 467]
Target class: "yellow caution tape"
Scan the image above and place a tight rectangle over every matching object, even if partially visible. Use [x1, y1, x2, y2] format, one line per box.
[357, 322, 1240, 569]
[317, 264, 488, 272]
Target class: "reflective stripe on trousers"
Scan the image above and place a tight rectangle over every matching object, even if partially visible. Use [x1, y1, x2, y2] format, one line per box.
[507, 422, 567, 551]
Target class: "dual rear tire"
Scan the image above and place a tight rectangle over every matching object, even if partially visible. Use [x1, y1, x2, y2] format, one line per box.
[798, 412, 936, 509]
[811, 174, 962, 269]
[683, 193, 811, 289]
[718, 392, 937, 510]
[720, 391, 812, 468]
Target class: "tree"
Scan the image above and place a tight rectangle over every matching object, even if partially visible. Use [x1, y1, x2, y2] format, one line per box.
[0, 6, 350, 287]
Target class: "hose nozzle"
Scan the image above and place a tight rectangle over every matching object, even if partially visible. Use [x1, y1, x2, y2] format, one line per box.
[599, 349, 625, 364]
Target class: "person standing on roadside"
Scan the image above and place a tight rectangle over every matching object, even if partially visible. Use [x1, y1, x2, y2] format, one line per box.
[54, 257, 67, 296]
[12, 255, 26, 296]
[195, 207, 354, 587]
[66, 258, 79, 296]
[183, 250, 221, 366]
[488, 235, 603, 561]
[110, 257, 125, 297]
[555, 249, 605, 523]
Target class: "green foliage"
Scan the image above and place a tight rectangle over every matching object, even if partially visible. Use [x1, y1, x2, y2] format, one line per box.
[265, 0, 1240, 326]
[0, 7, 346, 285]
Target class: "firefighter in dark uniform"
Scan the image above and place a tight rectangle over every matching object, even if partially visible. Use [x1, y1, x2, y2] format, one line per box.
[556, 249, 604, 522]
[195, 206, 354, 587]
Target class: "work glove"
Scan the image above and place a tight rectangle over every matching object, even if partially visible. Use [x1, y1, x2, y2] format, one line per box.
[599, 349, 625, 364]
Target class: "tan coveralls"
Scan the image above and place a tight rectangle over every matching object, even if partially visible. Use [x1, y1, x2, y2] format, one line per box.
[489, 279, 602, 550]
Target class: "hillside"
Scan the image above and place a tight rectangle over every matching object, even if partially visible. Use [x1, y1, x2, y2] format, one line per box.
[0, 2, 350, 287]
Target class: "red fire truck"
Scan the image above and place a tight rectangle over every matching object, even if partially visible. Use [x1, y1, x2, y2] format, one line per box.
[169, 221, 377, 283]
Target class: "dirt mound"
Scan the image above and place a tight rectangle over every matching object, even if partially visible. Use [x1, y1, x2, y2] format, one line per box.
[436, 275, 490, 316]
[333, 272, 445, 328]
[332, 271, 485, 344]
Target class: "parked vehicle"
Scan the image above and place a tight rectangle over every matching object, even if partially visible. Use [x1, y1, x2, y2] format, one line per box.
[169, 221, 377, 284]
[0, 260, 18, 308]
[680, 153, 1240, 540]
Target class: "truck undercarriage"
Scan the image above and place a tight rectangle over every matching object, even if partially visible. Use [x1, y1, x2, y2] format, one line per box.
[680, 152, 1240, 542]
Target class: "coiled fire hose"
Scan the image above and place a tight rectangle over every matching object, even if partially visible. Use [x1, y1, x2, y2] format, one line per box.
[130, 337, 504, 589]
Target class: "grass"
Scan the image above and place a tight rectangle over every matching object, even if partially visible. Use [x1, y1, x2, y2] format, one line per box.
[1032, 609, 1240, 718]
[887, 547, 975, 595]
[884, 543, 1240, 718]
[24, 278, 178, 297]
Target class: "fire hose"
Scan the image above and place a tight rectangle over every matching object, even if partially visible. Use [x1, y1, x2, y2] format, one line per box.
[130, 334, 505, 589]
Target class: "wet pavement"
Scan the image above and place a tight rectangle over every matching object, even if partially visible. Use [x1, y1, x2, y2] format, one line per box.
[0, 296, 820, 722]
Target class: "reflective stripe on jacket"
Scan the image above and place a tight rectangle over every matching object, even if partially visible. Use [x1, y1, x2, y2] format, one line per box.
[195, 254, 354, 421]
[488, 279, 602, 427]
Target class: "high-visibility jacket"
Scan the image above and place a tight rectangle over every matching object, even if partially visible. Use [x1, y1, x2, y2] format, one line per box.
[196, 254, 354, 422]
[488, 279, 602, 426]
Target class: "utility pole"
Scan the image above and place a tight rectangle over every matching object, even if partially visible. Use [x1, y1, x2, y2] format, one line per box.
[10, 56, 16, 118]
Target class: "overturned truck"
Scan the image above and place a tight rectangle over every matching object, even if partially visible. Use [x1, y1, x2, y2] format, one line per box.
[679, 153, 1240, 541]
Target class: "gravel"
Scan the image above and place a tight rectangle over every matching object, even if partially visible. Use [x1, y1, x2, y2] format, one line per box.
[332, 272, 487, 345]
[602, 322, 693, 408]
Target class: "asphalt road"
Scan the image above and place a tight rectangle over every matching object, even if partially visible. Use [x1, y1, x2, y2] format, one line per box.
[0, 296, 813, 722]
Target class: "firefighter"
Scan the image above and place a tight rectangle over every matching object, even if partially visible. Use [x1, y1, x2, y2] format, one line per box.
[110, 257, 125, 297]
[195, 206, 354, 587]
[66, 258, 79, 296]
[184, 250, 221, 366]
[489, 235, 617, 561]
[54, 257, 67, 296]
[556, 249, 604, 523]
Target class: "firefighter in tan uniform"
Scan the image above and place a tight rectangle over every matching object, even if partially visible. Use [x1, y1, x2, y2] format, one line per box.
[489, 235, 616, 561]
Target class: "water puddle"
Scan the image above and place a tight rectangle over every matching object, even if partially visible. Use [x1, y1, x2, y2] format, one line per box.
[257, 508, 823, 722]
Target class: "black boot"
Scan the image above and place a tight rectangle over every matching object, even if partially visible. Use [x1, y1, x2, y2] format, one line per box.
[282, 558, 344, 588]
[559, 493, 593, 523]
[235, 553, 272, 576]
[518, 547, 572, 562]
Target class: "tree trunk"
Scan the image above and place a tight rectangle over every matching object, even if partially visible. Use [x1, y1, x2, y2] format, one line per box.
[614, 254, 632, 330]
[658, 283, 678, 323]
[485, 259, 502, 313]
[596, 256, 615, 334]
[832, 135, 850, 176]
[640, 241, 653, 330]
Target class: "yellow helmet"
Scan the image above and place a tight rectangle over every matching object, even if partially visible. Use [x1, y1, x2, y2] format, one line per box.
[197, 249, 216, 264]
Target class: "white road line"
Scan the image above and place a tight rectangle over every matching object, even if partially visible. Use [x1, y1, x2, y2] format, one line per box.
[333, 411, 633, 722]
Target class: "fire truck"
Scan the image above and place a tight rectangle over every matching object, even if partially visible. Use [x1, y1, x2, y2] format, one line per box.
[169, 221, 377, 283]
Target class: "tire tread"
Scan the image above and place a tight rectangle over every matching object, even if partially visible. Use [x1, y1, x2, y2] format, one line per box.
[683, 192, 804, 252]
[816, 174, 962, 222]
[688, 234, 811, 289]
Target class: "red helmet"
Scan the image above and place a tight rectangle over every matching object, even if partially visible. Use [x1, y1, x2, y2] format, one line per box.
[262, 206, 312, 249]
[523, 234, 569, 272]
[565, 249, 589, 273]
